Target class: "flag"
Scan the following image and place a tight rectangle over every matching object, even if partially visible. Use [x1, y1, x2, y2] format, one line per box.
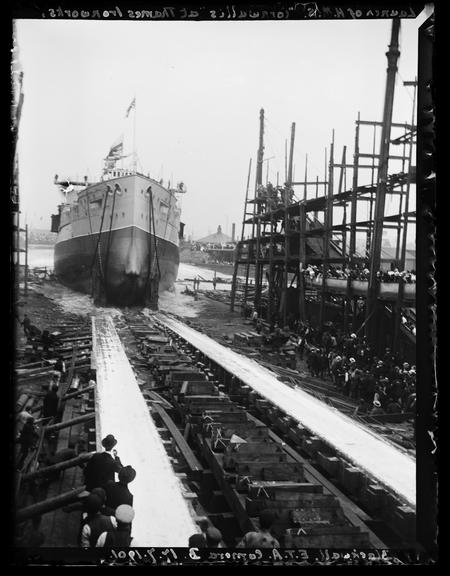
[106, 134, 124, 159]
[126, 98, 136, 118]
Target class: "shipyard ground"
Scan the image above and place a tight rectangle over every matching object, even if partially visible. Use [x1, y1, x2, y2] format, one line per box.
[13, 275, 416, 553]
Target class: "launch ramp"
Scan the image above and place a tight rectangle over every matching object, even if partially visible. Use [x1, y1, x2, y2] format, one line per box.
[159, 314, 416, 509]
[92, 314, 197, 546]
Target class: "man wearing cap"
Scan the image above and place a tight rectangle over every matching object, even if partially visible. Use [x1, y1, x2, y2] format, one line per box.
[83, 434, 123, 491]
[205, 527, 224, 548]
[370, 400, 384, 416]
[237, 510, 280, 548]
[104, 465, 136, 513]
[80, 494, 117, 547]
[101, 505, 135, 547]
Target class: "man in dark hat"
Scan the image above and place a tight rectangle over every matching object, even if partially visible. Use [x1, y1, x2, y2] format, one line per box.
[83, 434, 123, 491]
[237, 509, 280, 548]
[104, 465, 136, 513]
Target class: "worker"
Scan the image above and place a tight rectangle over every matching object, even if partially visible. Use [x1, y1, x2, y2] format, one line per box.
[83, 434, 123, 491]
[22, 314, 32, 337]
[54, 356, 66, 383]
[42, 385, 59, 420]
[237, 510, 280, 548]
[17, 415, 39, 469]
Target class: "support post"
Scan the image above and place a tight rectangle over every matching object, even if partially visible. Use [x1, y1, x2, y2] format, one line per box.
[319, 131, 334, 327]
[298, 203, 307, 321]
[283, 122, 296, 326]
[350, 113, 360, 262]
[230, 158, 252, 312]
[393, 79, 417, 352]
[254, 109, 265, 314]
[24, 224, 28, 297]
[366, 19, 401, 349]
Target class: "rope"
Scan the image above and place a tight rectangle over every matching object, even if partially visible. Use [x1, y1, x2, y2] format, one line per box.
[157, 188, 175, 262]
[212, 428, 227, 450]
[256, 486, 270, 499]
[89, 187, 110, 286]
[102, 186, 118, 298]
[144, 187, 153, 298]
[149, 187, 161, 278]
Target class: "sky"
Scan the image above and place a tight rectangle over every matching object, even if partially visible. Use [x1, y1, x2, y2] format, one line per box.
[15, 9, 431, 241]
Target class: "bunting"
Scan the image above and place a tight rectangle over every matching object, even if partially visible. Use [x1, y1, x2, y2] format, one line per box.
[106, 134, 124, 159]
[126, 98, 136, 118]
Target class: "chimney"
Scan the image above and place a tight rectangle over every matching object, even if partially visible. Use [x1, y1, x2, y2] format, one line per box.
[231, 223, 236, 242]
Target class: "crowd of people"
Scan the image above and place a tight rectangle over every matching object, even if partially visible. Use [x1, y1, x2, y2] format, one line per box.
[188, 510, 280, 549]
[63, 433, 138, 547]
[300, 325, 416, 417]
[303, 263, 416, 284]
[248, 311, 416, 418]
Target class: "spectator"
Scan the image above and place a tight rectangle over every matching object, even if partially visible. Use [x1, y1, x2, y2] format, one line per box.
[353, 397, 370, 417]
[104, 465, 136, 513]
[83, 434, 123, 491]
[237, 510, 280, 548]
[206, 527, 224, 548]
[370, 400, 384, 416]
[103, 505, 135, 547]
[188, 533, 207, 548]
[80, 494, 117, 548]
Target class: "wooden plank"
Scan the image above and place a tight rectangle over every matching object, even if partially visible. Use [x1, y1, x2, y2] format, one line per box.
[61, 384, 95, 401]
[45, 411, 95, 433]
[151, 403, 203, 474]
[246, 412, 387, 548]
[16, 486, 87, 522]
[21, 452, 93, 481]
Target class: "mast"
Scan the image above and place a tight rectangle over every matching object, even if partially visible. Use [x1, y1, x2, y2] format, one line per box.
[132, 95, 137, 173]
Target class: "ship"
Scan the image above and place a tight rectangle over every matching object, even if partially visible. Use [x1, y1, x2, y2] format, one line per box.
[51, 101, 185, 307]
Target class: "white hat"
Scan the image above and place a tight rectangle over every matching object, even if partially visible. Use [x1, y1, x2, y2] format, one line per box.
[373, 400, 381, 408]
[349, 358, 356, 363]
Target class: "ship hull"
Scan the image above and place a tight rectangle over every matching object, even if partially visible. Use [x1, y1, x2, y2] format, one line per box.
[54, 226, 179, 306]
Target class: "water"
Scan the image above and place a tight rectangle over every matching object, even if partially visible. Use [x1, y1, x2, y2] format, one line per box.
[23, 246, 233, 290]
[20, 245, 55, 269]
[22, 245, 231, 318]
